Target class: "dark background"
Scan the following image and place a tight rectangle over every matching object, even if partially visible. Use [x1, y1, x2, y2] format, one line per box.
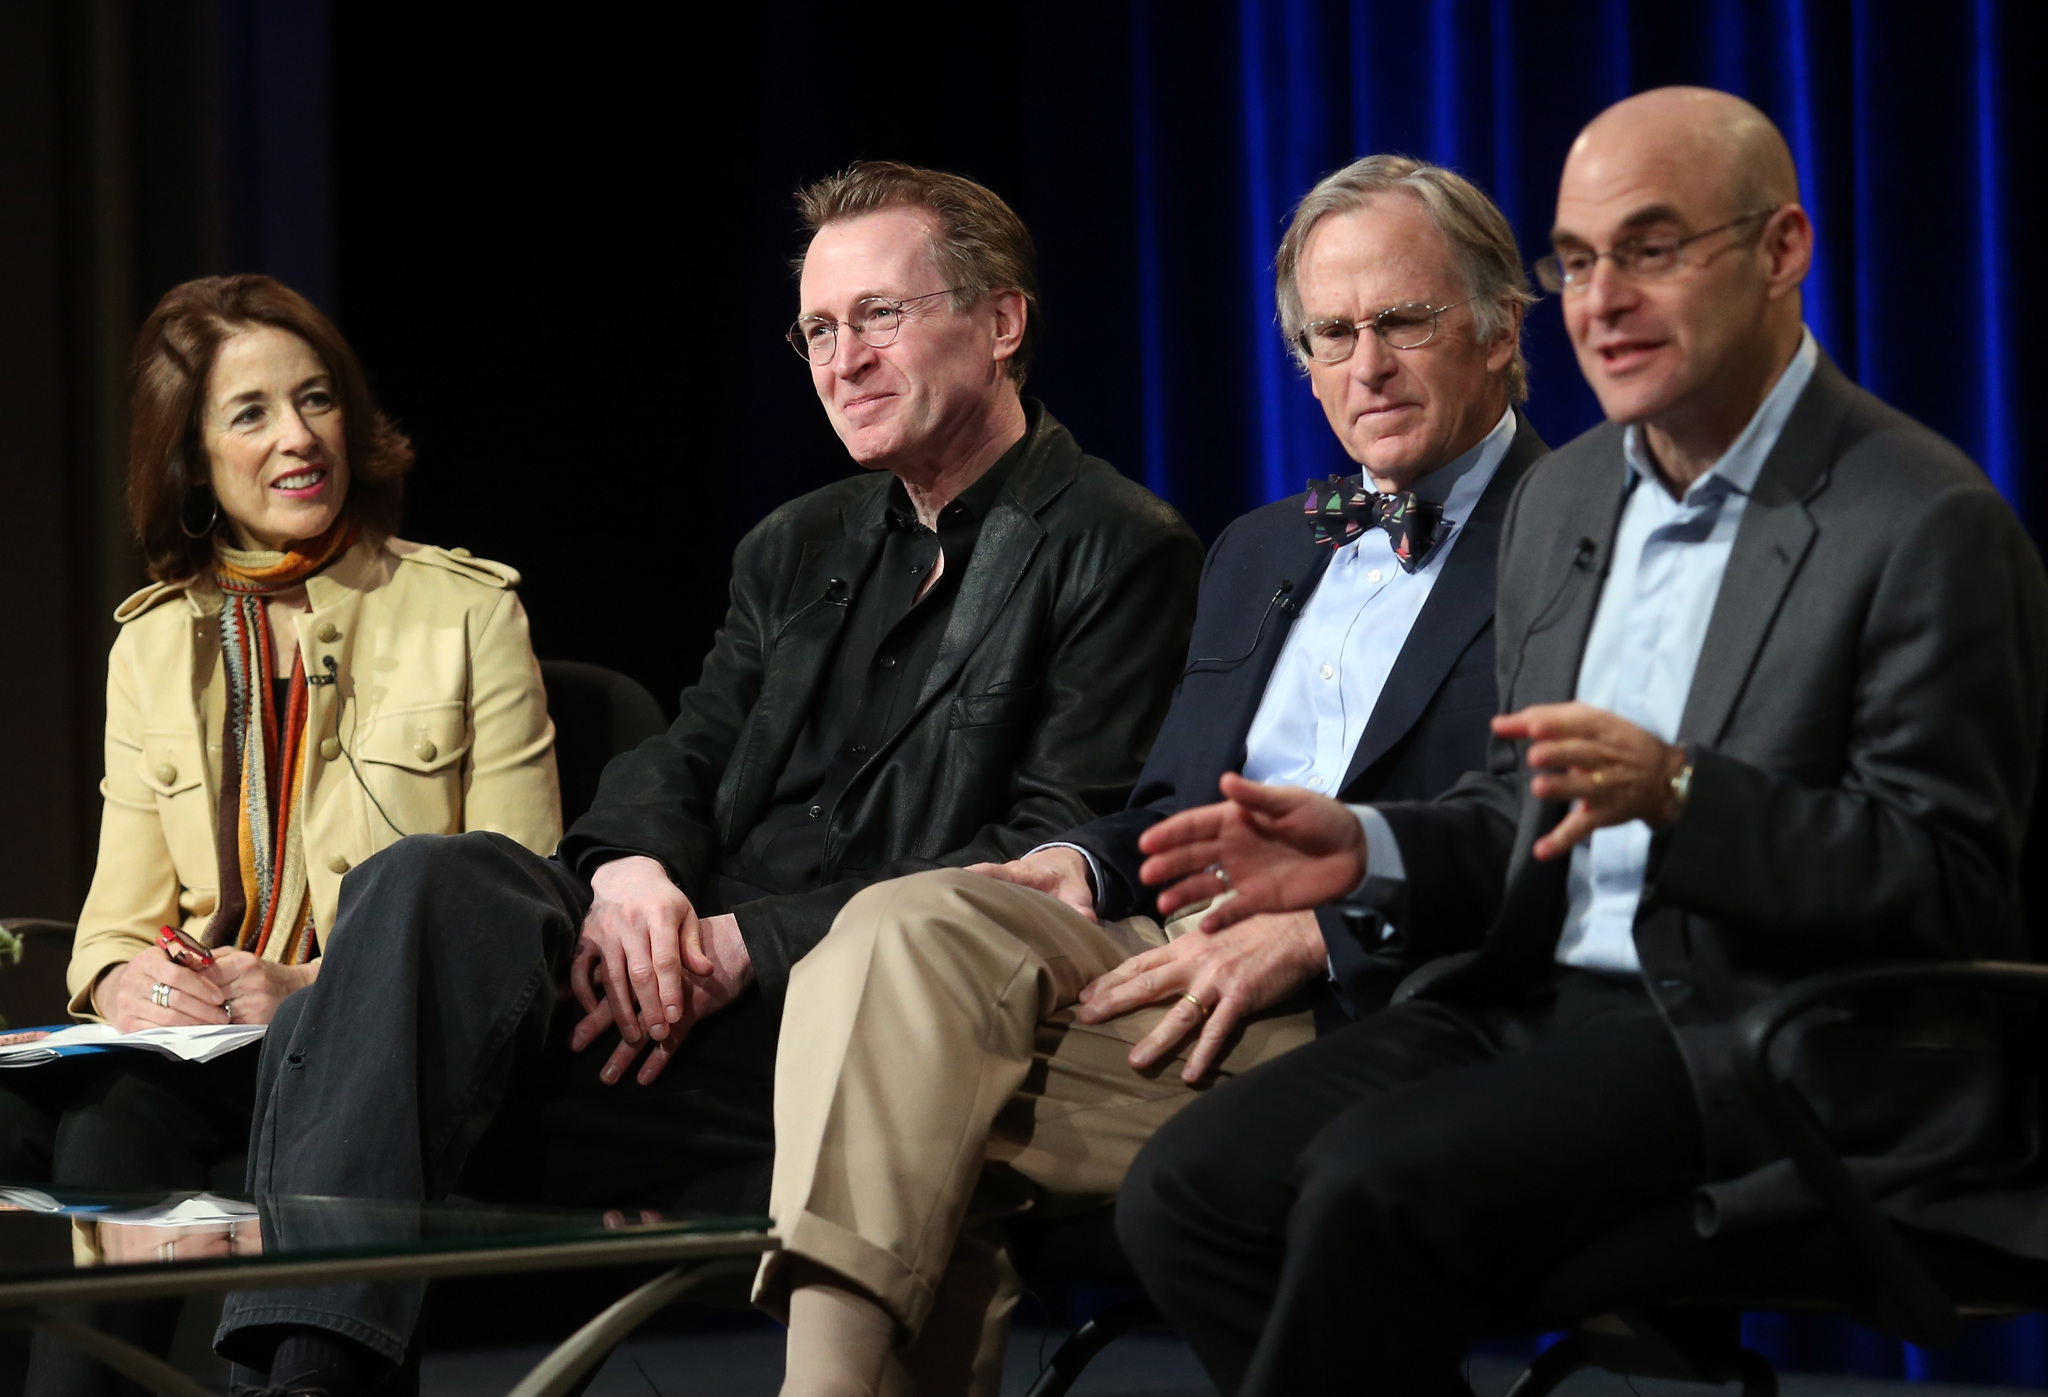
[0, 0, 2044, 1381]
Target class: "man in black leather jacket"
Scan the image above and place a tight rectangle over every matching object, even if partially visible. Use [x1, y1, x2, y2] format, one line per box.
[208, 162, 1200, 1394]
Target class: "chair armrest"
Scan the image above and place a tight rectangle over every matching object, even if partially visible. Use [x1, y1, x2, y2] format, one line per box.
[1731, 959, 2048, 1346]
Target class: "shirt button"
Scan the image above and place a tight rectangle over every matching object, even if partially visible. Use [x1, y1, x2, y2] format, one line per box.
[319, 737, 341, 761]
[807, 805, 824, 819]
[327, 855, 352, 874]
[316, 622, 340, 643]
[1367, 569, 1383, 584]
[1319, 663, 1335, 681]
[1307, 775, 1325, 790]
[880, 656, 897, 668]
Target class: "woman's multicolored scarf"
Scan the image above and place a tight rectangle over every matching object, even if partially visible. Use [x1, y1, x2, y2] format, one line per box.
[202, 519, 358, 963]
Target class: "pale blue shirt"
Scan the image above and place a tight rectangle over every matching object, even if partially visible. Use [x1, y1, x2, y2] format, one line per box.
[1044, 406, 1517, 898]
[1240, 406, 1517, 793]
[1351, 330, 1819, 972]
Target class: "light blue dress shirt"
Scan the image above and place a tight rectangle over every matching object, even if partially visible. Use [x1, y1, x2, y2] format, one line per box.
[1240, 406, 1518, 793]
[1351, 330, 1820, 973]
[1043, 406, 1518, 899]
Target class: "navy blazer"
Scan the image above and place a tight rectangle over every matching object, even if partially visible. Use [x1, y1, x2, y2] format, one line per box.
[1065, 411, 1548, 1019]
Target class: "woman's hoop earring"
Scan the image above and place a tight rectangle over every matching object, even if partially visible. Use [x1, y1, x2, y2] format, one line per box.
[179, 488, 221, 540]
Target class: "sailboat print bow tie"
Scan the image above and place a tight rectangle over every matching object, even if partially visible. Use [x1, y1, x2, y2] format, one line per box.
[1304, 477, 1448, 572]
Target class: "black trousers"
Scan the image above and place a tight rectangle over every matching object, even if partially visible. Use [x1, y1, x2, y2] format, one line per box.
[213, 832, 778, 1368]
[1116, 968, 1707, 1397]
[23, 1052, 258, 1397]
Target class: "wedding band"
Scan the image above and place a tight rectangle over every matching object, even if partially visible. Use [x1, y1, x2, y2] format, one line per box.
[223, 1000, 234, 1023]
[151, 982, 171, 1008]
[158, 1241, 175, 1262]
[1205, 862, 1233, 890]
[1182, 992, 1211, 1018]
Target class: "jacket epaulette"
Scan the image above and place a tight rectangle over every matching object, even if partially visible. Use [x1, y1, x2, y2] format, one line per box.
[112, 580, 195, 624]
[385, 539, 521, 589]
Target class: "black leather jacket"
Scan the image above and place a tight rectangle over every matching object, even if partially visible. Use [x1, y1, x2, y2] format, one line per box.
[559, 404, 1203, 999]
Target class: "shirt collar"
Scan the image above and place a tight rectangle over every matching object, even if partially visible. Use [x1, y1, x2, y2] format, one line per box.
[1407, 403, 1518, 508]
[883, 426, 1028, 532]
[1621, 328, 1820, 503]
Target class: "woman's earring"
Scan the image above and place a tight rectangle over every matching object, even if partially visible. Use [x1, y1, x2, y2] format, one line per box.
[179, 487, 221, 540]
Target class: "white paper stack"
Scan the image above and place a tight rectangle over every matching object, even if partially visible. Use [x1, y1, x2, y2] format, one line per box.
[0, 1022, 266, 1068]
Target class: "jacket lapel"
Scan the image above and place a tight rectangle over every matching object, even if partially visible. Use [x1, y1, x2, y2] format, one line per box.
[907, 413, 1080, 712]
[1675, 359, 1846, 744]
[1339, 412, 1547, 791]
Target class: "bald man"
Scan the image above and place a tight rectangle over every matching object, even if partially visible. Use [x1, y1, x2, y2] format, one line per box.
[1115, 87, 2048, 1396]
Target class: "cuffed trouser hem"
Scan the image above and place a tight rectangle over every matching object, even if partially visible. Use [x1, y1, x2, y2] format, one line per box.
[754, 1207, 934, 1339]
[213, 1302, 409, 1369]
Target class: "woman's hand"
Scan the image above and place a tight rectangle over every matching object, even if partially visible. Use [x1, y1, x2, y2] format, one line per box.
[205, 949, 318, 1025]
[98, 947, 232, 1032]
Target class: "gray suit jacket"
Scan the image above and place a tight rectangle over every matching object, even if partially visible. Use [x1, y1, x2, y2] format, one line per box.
[1375, 355, 2048, 1251]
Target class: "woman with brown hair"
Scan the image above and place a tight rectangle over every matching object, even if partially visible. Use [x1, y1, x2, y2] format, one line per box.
[22, 273, 561, 1397]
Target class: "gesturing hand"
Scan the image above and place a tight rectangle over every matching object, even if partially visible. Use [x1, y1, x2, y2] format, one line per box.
[1137, 774, 1368, 931]
[1493, 702, 1686, 861]
[963, 847, 1098, 923]
[1075, 910, 1326, 1083]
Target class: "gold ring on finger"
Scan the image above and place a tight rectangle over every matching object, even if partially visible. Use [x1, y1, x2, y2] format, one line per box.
[1182, 991, 1211, 1018]
[1590, 769, 1607, 787]
[151, 982, 172, 1008]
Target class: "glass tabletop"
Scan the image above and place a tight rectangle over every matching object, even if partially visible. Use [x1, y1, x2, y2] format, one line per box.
[0, 1186, 773, 1301]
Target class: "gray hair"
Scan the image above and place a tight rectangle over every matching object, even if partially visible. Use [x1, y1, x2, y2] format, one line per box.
[1275, 155, 1533, 402]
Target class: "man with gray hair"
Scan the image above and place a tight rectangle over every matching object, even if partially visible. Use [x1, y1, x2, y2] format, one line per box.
[762, 155, 1548, 1396]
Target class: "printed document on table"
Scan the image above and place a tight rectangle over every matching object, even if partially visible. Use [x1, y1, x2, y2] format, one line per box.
[0, 1022, 265, 1068]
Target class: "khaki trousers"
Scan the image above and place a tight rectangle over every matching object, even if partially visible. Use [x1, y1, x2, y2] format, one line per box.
[756, 868, 1315, 1391]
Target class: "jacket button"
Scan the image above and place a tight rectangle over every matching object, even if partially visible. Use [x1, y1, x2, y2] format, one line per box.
[451, 547, 473, 558]
[879, 656, 897, 669]
[327, 855, 351, 874]
[414, 738, 438, 761]
[316, 622, 340, 643]
[807, 804, 824, 819]
[319, 737, 341, 761]
[154, 762, 178, 786]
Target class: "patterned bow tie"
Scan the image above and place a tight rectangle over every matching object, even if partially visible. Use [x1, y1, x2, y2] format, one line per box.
[1304, 477, 1448, 572]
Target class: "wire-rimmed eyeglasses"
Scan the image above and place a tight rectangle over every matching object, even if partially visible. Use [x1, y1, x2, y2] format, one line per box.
[1294, 297, 1478, 365]
[1534, 206, 1781, 293]
[786, 288, 965, 365]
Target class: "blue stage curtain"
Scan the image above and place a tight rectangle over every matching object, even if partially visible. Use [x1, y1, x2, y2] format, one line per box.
[1127, 0, 2040, 541]
[1124, 0, 2043, 1384]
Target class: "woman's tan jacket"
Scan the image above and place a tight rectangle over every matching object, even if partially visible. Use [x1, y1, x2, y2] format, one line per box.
[67, 537, 562, 1015]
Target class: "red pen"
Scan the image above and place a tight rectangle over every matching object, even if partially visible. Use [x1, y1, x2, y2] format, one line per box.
[157, 924, 215, 970]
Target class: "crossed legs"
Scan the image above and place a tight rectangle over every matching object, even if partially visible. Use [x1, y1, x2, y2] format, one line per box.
[762, 868, 1313, 1396]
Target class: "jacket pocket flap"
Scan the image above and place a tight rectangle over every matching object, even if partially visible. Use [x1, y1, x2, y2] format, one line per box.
[948, 686, 1041, 730]
[139, 731, 205, 796]
[358, 702, 471, 773]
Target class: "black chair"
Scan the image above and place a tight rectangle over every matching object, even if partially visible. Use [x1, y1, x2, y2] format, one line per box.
[538, 659, 668, 826]
[1489, 960, 2048, 1396]
[1007, 1206, 1163, 1397]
